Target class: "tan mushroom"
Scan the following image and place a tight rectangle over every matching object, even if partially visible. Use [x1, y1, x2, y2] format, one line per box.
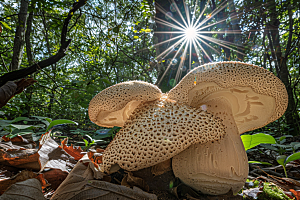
[88, 81, 162, 128]
[169, 61, 288, 195]
[88, 62, 288, 195]
[89, 81, 227, 174]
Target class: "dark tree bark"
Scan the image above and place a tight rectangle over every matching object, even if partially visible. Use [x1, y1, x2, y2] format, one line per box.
[25, 10, 34, 66]
[11, 0, 29, 71]
[267, 0, 300, 135]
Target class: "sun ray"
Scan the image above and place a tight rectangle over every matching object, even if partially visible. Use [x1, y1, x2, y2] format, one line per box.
[155, 2, 187, 30]
[153, 0, 248, 86]
[183, 0, 191, 27]
[194, 35, 221, 54]
[193, 39, 213, 62]
[155, 17, 185, 31]
[170, 0, 189, 28]
[194, 1, 229, 30]
[156, 36, 186, 62]
[175, 41, 188, 83]
[192, 0, 211, 29]
[157, 39, 188, 85]
[197, 34, 246, 55]
[198, 34, 245, 52]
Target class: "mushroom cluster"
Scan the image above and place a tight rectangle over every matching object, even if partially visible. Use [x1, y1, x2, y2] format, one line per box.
[88, 62, 288, 195]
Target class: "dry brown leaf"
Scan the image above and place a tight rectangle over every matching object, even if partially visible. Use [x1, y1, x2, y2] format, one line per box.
[60, 138, 84, 161]
[43, 169, 68, 190]
[151, 159, 171, 177]
[0, 170, 39, 194]
[290, 189, 300, 200]
[1, 135, 36, 149]
[74, 180, 157, 200]
[121, 172, 149, 192]
[0, 141, 26, 151]
[51, 154, 106, 200]
[38, 136, 76, 172]
[0, 178, 46, 200]
[3, 149, 39, 167]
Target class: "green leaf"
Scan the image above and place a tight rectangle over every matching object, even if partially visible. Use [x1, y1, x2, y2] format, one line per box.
[83, 138, 89, 147]
[241, 133, 276, 151]
[285, 152, 300, 164]
[276, 155, 287, 166]
[9, 124, 35, 130]
[46, 119, 78, 131]
[248, 161, 272, 165]
[0, 21, 11, 30]
[99, 78, 111, 85]
[11, 117, 30, 123]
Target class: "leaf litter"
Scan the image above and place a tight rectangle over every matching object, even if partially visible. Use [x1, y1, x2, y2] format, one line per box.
[1, 131, 300, 200]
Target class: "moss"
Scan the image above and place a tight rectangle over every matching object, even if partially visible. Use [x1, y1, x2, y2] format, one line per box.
[258, 182, 290, 200]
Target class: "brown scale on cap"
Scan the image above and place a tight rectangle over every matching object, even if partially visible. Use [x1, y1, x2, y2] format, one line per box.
[102, 97, 226, 173]
[168, 61, 288, 134]
[88, 81, 162, 128]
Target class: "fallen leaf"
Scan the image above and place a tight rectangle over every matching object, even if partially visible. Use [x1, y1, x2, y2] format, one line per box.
[87, 151, 102, 167]
[51, 154, 105, 200]
[290, 189, 300, 200]
[2, 135, 36, 149]
[242, 187, 263, 199]
[81, 180, 157, 200]
[42, 169, 68, 190]
[61, 138, 83, 161]
[121, 172, 149, 192]
[0, 170, 39, 194]
[0, 178, 46, 200]
[38, 136, 76, 172]
[3, 149, 39, 166]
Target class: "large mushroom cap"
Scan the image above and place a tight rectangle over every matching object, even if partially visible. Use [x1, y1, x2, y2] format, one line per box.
[88, 81, 162, 127]
[168, 61, 288, 134]
[102, 97, 227, 173]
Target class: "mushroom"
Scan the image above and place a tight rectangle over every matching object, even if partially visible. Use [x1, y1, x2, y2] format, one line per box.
[88, 62, 288, 195]
[169, 61, 288, 195]
[88, 81, 162, 128]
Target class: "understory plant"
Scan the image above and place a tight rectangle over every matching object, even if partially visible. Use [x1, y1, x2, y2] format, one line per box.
[241, 133, 300, 178]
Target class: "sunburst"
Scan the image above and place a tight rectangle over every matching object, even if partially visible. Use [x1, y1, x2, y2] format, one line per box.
[154, 0, 246, 86]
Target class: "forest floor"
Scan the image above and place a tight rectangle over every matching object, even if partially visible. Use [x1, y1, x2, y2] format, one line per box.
[0, 130, 300, 200]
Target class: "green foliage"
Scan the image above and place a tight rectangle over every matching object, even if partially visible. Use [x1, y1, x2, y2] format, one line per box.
[276, 152, 300, 178]
[241, 133, 276, 151]
[258, 182, 291, 200]
[46, 119, 78, 131]
[242, 132, 300, 177]
[0, 115, 78, 140]
[0, 0, 156, 125]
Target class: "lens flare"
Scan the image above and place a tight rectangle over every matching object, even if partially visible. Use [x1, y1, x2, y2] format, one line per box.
[184, 27, 197, 40]
[151, 0, 248, 86]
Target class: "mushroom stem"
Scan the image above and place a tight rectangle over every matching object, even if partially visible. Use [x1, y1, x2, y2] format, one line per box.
[172, 97, 249, 195]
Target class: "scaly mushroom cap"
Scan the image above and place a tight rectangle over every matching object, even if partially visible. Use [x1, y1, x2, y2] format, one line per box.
[88, 81, 162, 127]
[102, 96, 226, 173]
[168, 61, 288, 134]
[172, 97, 249, 195]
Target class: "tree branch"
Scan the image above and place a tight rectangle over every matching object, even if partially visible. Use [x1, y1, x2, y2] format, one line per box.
[0, 0, 88, 87]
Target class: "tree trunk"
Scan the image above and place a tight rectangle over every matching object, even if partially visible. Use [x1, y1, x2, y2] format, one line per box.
[11, 0, 29, 71]
[267, 0, 300, 135]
